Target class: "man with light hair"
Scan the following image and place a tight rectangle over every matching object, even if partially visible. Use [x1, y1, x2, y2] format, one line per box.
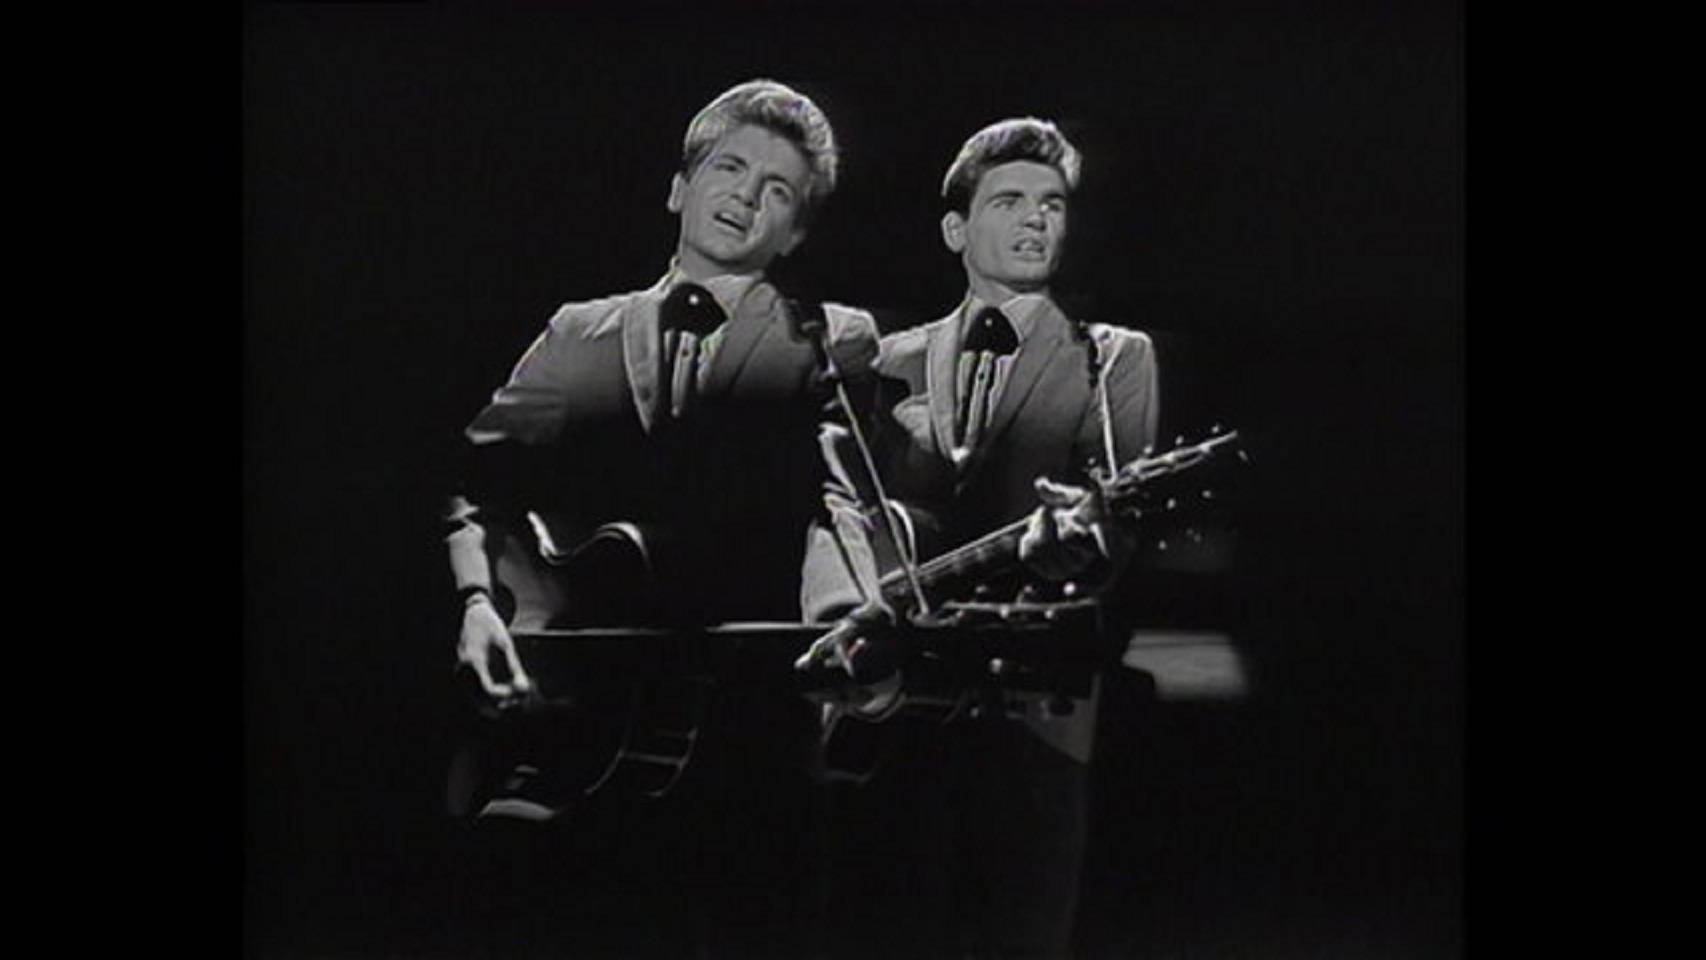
[444, 79, 876, 956]
[804, 116, 1160, 958]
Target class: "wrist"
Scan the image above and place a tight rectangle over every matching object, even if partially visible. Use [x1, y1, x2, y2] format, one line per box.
[459, 584, 493, 611]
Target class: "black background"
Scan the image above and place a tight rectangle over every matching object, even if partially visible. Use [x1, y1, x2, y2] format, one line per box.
[243, 1, 1462, 956]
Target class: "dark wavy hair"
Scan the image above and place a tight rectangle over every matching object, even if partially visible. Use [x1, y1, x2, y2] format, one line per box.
[940, 117, 1081, 214]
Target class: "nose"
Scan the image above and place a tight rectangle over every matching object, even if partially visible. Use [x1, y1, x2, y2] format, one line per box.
[732, 170, 760, 207]
[1021, 203, 1047, 229]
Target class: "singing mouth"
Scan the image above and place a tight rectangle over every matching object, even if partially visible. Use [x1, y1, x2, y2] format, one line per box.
[713, 210, 751, 235]
[1012, 236, 1048, 256]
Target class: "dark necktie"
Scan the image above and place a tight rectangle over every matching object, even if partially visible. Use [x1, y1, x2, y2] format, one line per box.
[656, 282, 725, 420]
[955, 306, 1019, 450]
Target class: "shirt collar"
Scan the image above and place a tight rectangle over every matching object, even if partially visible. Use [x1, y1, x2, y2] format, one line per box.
[659, 259, 762, 320]
[960, 291, 1049, 344]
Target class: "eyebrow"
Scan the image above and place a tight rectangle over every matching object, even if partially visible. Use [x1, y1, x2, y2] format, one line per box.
[710, 151, 798, 188]
[730, 154, 801, 191]
[985, 188, 1067, 204]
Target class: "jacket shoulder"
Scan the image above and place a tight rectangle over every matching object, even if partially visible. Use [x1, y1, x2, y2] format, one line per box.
[874, 315, 951, 374]
[1083, 320, 1152, 349]
[1082, 321, 1155, 368]
[544, 289, 646, 339]
[820, 302, 880, 377]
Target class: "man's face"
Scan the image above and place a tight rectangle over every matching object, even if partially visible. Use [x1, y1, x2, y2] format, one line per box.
[943, 160, 1069, 295]
[668, 123, 812, 277]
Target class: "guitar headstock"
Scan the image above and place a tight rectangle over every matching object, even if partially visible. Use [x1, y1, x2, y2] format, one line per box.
[1098, 427, 1248, 504]
[1098, 427, 1248, 555]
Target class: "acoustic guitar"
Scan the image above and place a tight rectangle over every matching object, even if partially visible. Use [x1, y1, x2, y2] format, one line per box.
[454, 520, 718, 816]
[797, 428, 1244, 780]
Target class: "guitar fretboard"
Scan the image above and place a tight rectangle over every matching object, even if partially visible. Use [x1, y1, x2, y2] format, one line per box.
[867, 431, 1240, 613]
[877, 517, 1031, 606]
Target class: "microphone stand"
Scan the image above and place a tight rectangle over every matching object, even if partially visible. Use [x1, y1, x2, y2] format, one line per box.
[791, 302, 931, 677]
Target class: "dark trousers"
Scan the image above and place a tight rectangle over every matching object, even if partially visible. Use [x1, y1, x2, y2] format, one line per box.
[810, 714, 1091, 959]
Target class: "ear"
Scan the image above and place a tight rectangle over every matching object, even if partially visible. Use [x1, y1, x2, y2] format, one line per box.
[666, 173, 686, 214]
[940, 211, 966, 253]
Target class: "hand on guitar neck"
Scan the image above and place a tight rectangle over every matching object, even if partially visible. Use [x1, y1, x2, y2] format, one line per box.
[793, 480, 1119, 694]
[796, 430, 1243, 685]
[1018, 476, 1131, 583]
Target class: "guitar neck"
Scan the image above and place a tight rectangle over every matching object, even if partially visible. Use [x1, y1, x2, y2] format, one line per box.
[866, 431, 1241, 612]
[876, 516, 1031, 609]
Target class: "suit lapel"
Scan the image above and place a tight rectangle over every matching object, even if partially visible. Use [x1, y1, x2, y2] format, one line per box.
[983, 301, 1071, 446]
[956, 301, 1073, 482]
[924, 311, 962, 460]
[700, 280, 781, 398]
[620, 284, 667, 434]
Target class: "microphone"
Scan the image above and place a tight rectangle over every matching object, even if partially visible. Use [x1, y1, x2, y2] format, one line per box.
[659, 282, 725, 337]
[965, 305, 1019, 356]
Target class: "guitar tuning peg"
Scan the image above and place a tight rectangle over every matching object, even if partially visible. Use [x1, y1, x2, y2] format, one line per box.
[1174, 434, 1186, 447]
[1155, 539, 1168, 552]
[1165, 497, 1177, 511]
[1201, 488, 1215, 500]
[1187, 527, 1203, 542]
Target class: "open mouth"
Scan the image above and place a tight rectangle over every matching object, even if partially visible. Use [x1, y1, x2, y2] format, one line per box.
[712, 211, 751, 235]
[1012, 236, 1047, 257]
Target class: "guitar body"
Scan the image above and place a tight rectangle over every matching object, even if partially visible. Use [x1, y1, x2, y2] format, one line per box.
[491, 516, 661, 631]
[452, 517, 711, 819]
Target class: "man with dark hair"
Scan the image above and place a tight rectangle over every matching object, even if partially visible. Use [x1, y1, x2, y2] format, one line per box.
[803, 116, 1159, 958]
[443, 79, 876, 957]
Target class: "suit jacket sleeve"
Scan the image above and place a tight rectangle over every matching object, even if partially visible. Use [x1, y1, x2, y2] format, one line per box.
[798, 308, 902, 622]
[799, 326, 946, 622]
[445, 304, 588, 596]
[1084, 326, 1161, 469]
